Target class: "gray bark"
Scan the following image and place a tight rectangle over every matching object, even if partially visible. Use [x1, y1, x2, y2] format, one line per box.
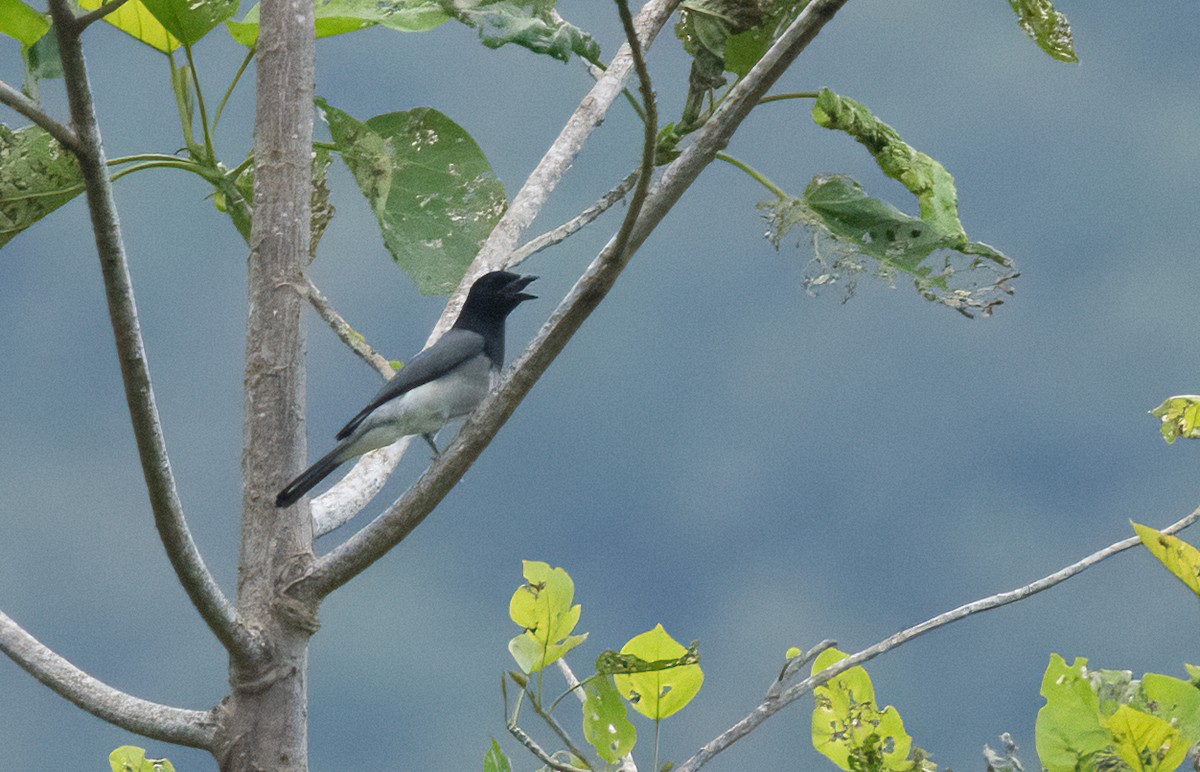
[214, 0, 318, 766]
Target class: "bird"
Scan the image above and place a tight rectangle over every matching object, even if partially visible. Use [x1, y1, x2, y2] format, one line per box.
[275, 270, 537, 508]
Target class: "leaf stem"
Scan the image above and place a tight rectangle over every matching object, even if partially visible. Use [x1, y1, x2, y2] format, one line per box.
[182, 42, 215, 162]
[715, 152, 787, 199]
[212, 46, 254, 131]
[758, 90, 819, 104]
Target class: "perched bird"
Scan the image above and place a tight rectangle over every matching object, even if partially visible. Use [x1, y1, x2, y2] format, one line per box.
[275, 271, 537, 508]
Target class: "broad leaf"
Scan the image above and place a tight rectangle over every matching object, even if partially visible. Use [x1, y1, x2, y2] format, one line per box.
[1035, 655, 1111, 770]
[612, 624, 703, 720]
[482, 738, 511, 772]
[0, 124, 84, 249]
[140, 0, 237, 45]
[812, 88, 964, 239]
[506, 561, 587, 673]
[763, 175, 1017, 317]
[78, 0, 180, 52]
[1103, 704, 1182, 772]
[1149, 395, 1200, 444]
[0, 0, 48, 46]
[1132, 522, 1200, 598]
[1008, 0, 1077, 63]
[318, 98, 507, 295]
[109, 746, 175, 772]
[582, 675, 636, 763]
[227, 0, 448, 46]
[725, 0, 806, 77]
[445, 0, 600, 63]
[810, 647, 915, 771]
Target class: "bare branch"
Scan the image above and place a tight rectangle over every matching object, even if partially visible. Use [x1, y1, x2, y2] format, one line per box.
[47, 0, 258, 663]
[510, 168, 641, 264]
[507, 721, 589, 772]
[0, 608, 216, 748]
[303, 276, 394, 379]
[72, 0, 132, 30]
[0, 78, 80, 152]
[309, 0, 682, 524]
[674, 506, 1200, 771]
[297, 0, 660, 599]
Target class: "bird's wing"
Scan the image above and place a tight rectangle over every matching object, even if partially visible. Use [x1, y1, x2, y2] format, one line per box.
[335, 328, 486, 441]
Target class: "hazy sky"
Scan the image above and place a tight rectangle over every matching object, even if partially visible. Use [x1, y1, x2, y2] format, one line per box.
[2, 1, 1199, 769]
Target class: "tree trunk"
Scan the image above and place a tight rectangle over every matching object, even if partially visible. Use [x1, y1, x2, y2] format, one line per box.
[214, 0, 317, 766]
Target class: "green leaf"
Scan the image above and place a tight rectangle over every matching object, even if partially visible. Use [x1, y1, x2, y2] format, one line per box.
[78, 0, 180, 52]
[763, 175, 1017, 317]
[23, 28, 62, 81]
[582, 675, 637, 763]
[772, 89, 1019, 316]
[482, 738, 511, 772]
[318, 98, 507, 295]
[109, 746, 175, 772]
[506, 561, 587, 673]
[1034, 655, 1112, 770]
[810, 647, 915, 772]
[612, 624, 703, 720]
[1132, 522, 1200, 598]
[227, 0, 448, 46]
[1140, 673, 1200, 749]
[725, 0, 806, 77]
[1149, 395, 1200, 444]
[0, 124, 85, 249]
[813, 88, 962, 239]
[445, 1, 600, 63]
[139, 0, 238, 46]
[1103, 704, 1182, 772]
[0, 0, 49, 46]
[1008, 0, 1077, 63]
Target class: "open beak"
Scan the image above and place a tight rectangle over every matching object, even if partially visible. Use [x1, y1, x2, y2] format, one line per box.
[504, 274, 538, 302]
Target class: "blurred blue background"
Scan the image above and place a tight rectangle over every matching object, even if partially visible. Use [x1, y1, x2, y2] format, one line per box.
[2, 1, 1199, 769]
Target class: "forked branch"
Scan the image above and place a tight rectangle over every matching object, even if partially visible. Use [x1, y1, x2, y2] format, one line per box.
[46, 0, 257, 663]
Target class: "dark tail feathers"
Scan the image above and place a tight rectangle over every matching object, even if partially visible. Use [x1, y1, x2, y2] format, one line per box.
[275, 443, 347, 508]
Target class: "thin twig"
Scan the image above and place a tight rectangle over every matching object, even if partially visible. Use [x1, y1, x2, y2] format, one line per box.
[507, 722, 590, 772]
[303, 276, 394, 379]
[47, 0, 259, 664]
[516, 678, 596, 769]
[0, 608, 217, 748]
[72, 0, 133, 30]
[510, 168, 641, 264]
[296, 0, 660, 600]
[0, 79, 80, 152]
[674, 507, 1200, 771]
[308, 0, 683, 531]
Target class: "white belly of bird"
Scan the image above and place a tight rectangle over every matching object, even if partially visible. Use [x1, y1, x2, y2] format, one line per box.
[349, 357, 495, 455]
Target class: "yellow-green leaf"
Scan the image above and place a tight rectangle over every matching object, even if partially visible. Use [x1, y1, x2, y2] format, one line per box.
[612, 624, 703, 720]
[79, 0, 179, 52]
[109, 746, 175, 772]
[1149, 395, 1200, 444]
[1132, 522, 1200, 598]
[1103, 704, 1183, 772]
[506, 561, 587, 673]
[0, 0, 49, 46]
[810, 647, 914, 772]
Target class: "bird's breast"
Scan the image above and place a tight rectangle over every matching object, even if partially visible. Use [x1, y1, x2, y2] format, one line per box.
[358, 354, 494, 443]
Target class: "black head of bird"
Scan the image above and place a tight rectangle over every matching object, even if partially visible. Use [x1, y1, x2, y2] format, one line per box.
[454, 271, 538, 329]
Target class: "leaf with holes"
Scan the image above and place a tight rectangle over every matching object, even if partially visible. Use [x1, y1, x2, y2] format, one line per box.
[319, 98, 507, 295]
[612, 624, 703, 720]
